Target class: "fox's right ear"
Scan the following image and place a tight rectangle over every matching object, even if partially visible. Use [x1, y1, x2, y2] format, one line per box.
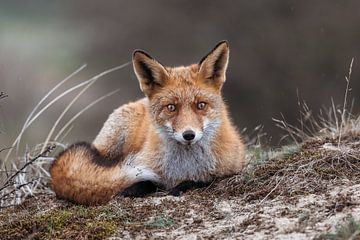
[198, 41, 229, 91]
[133, 50, 168, 97]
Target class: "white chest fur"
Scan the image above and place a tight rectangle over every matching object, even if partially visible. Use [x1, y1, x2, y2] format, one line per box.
[159, 140, 216, 188]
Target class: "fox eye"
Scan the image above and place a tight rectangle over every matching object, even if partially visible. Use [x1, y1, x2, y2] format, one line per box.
[197, 102, 207, 110]
[167, 104, 176, 112]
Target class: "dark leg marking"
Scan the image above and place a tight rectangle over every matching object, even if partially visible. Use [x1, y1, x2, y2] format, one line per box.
[120, 181, 162, 197]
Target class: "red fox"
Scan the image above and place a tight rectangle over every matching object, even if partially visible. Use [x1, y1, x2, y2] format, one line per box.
[50, 41, 246, 205]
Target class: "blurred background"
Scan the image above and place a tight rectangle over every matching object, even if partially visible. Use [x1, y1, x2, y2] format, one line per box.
[1, 0, 360, 151]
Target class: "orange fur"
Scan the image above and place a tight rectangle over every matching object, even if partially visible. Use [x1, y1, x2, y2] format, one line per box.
[50, 41, 246, 205]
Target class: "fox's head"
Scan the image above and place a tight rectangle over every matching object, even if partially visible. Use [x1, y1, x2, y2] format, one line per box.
[133, 41, 230, 145]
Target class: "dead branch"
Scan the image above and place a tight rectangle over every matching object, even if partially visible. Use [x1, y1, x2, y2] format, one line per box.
[0, 92, 8, 100]
[0, 178, 40, 203]
[0, 147, 12, 154]
[0, 145, 56, 194]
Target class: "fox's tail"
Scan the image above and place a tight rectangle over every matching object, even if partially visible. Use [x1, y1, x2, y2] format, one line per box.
[50, 142, 136, 205]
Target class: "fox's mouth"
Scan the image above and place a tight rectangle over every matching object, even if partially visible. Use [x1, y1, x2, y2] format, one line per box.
[176, 139, 198, 146]
[174, 141, 198, 148]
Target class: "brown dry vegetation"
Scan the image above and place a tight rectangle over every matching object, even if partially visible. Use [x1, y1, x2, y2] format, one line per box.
[211, 134, 360, 201]
[0, 115, 359, 239]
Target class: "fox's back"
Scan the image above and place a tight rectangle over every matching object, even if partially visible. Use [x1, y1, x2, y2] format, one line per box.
[93, 98, 155, 159]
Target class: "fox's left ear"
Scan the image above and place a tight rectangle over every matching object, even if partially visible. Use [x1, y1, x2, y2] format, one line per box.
[198, 41, 229, 90]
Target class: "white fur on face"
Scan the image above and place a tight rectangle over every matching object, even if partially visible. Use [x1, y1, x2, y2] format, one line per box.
[160, 118, 220, 145]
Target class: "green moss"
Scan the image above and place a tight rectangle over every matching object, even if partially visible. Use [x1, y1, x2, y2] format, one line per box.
[145, 215, 175, 228]
[0, 205, 129, 240]
[44, 209, 73, 236]
[317, 216, 360, 240]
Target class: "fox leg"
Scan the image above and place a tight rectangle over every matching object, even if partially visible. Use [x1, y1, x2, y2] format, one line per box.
[92, 107, 130, 161]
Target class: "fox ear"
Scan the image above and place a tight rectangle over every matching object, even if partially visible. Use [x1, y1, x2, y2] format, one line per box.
[198, 41, 229, 90]
[133, 50, 168, 97]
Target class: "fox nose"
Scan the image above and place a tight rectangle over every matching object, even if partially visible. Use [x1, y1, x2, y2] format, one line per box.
[182, 130, 196, 141]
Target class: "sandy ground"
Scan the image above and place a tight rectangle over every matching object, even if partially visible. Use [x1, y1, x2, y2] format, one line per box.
[110, 181, 360, 239]
[1, 181, 358, 239]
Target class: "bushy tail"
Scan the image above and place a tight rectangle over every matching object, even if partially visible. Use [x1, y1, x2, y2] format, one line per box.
[50, 142, 132, 205]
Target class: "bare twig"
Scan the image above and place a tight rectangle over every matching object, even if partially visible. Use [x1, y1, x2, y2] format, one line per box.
[0, 92, 8, 100]
[0, 145, 55, 193]
[0, 147, 12, 154]
[0, 178, 39, 201]
[259, 176, 284, 204]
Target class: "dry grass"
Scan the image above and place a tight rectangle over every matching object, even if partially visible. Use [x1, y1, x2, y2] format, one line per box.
[210, 131, 360, 201]
[0, 63, 130, 208]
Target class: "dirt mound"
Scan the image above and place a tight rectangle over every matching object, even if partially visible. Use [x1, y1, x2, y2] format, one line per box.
[1, 132, 360, 239]
[210, 135, 360, 202]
